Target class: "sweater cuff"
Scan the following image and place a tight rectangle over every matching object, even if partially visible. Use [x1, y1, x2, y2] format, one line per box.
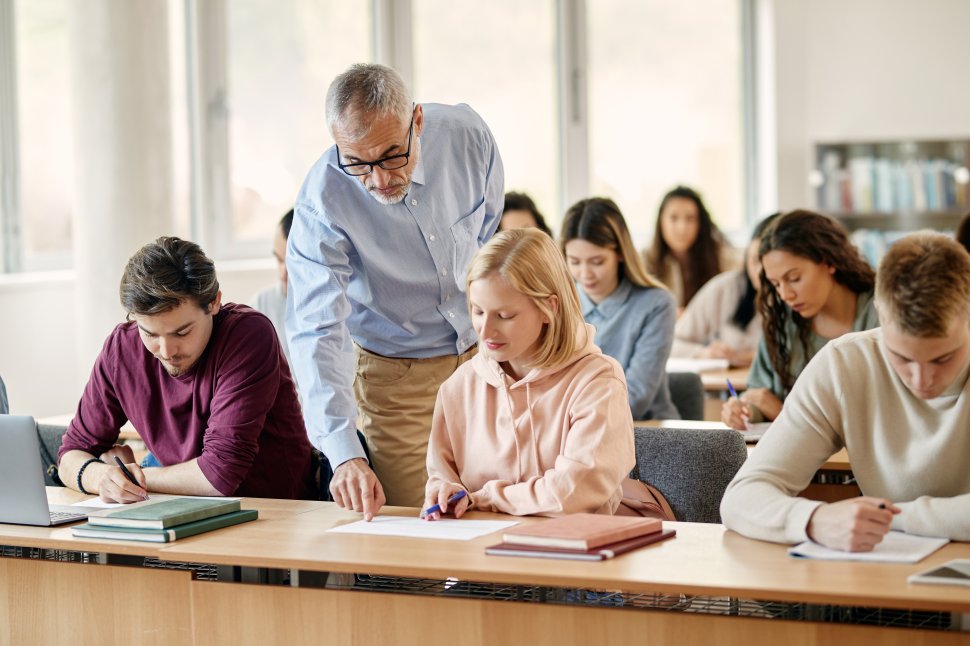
[786, 498, 824, 543]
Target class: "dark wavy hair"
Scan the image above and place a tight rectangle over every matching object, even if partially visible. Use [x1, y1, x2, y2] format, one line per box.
[756, 210, 874, 393]
[502, 192, 552, 237]
[120, 236, 220, 317]
[645, 186, 727, 306]
[730, 212, 782, 329]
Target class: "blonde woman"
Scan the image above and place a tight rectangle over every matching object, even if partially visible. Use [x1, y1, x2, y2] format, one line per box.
[423, 229, 646, 518]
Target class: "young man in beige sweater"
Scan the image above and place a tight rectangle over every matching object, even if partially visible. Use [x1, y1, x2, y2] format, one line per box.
[721, 232, 970, 551]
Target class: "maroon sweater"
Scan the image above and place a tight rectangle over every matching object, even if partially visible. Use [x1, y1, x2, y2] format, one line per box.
[59, 303, 315, 500]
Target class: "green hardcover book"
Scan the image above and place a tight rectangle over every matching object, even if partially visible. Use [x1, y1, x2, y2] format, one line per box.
[86, 497, 242, 529]
[71, 509, 258, 542]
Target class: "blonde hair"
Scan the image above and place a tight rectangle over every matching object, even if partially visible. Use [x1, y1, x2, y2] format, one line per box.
[876, 231, 970, 337]
[560, 197, 666, 290]
[467, 229, 586, 369]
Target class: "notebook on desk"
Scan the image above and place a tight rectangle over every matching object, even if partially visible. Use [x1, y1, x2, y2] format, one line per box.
[0, 415, 101, 526]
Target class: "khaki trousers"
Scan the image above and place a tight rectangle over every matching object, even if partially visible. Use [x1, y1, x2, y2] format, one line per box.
[354, 345, 476, 507]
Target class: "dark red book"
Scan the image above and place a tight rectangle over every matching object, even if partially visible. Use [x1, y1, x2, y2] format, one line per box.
[486, 528, 676, 561]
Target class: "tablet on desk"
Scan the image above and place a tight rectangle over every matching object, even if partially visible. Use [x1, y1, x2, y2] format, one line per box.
[908, 559, 970, 587]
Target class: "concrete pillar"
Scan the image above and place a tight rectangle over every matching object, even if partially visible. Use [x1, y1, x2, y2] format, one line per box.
[69, 0, 174, 377]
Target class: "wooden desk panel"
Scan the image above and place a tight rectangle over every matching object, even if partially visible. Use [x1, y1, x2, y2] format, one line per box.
[161, 506, 970, 614]
[190, 580, 967, 646]
[0, 559, 193, 645]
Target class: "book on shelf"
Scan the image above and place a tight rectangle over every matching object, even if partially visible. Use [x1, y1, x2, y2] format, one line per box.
[86, 497, 242, 529]
[501, 513, 662, 550]
[72, 509, 258, 543]
[487, 529, 676, 561]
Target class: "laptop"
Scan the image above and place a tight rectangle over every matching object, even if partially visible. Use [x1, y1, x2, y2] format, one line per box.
[0, 414, 99, 526]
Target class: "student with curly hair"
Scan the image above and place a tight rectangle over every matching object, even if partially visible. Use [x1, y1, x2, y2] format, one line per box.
[721, 211, 879, 429]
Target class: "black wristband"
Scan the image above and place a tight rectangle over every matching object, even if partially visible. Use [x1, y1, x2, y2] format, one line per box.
[76, 457, 103, 495]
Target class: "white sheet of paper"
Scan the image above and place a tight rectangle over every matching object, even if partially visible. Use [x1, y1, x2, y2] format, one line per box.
[739, 422, 772, 443]
[326, 516, 518, 541]
[665, 357, 730, 374]
[789, 531, 949, 563]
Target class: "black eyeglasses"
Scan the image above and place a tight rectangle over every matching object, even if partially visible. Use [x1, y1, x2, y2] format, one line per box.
[336, 109, 415, 177]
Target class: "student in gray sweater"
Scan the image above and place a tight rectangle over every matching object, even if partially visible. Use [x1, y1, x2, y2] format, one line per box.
[722, 232, 970, 550]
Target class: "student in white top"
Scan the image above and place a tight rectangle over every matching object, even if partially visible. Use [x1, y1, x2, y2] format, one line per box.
[250, 210, 293, 367]
[672, 213, 781, 366]
[722, 232, 970, 550]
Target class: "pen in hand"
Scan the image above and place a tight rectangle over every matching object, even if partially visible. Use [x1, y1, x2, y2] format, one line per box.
[114, 456, 148, 500]
[421, 490, 467, 519]
[726, 379, 753, 431]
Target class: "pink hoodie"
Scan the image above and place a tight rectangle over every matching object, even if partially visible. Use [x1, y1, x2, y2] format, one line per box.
[426, 323, 635, 516]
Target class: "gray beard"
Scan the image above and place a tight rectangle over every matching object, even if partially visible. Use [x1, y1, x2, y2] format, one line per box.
[368, 181, 412, 205]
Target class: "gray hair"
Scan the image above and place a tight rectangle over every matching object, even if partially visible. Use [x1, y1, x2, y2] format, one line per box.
[326, 63, 412, 140]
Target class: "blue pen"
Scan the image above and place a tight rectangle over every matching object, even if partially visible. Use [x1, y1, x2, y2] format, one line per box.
[421, 490, 467, 518]
[726, 379, 739, 399]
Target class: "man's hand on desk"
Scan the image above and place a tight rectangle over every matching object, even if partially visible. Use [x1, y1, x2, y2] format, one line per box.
[806, 497, 901, 552]
[331, 457, 386, 521]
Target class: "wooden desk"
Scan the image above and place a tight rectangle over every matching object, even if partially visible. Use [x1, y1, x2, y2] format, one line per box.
[1, 491, 967, 645]
[699, 367, 750, 393]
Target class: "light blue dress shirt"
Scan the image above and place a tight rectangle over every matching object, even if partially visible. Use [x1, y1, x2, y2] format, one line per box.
[579, 279, 679, 420]
[286, 103, 504, 467]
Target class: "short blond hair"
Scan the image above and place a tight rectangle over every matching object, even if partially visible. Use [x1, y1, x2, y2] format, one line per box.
[876, 231, 970, 337]
[467, 229, 586, 369]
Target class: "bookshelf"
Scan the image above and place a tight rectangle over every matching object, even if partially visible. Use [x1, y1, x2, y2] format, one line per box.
[812, 140, 970, 231]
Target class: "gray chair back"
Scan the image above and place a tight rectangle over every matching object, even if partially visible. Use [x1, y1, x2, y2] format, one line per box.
[36, 423, 67, 486]
[633, 426, 747, 523]
[666, 372, 704, 421]
[0, 375, 8, 415]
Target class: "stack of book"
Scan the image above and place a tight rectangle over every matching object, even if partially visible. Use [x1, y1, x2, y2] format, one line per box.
[71, 497, 257, 543]
[486, 513, 675, 561]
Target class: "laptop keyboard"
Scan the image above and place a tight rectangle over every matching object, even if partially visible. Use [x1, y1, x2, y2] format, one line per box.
[49, 510, 87, 523]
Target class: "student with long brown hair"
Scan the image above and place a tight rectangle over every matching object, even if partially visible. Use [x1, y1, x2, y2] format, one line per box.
[722, 211, 879, 429]
[561, 197, 679, 420]
[644, 186, 737, 311]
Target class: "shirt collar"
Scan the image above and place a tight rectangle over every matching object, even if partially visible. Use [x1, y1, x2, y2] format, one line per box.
[580, 278, 632, 318]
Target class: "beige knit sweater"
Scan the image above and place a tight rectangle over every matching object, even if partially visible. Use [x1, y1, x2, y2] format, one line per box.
[721, 327, 970, 543]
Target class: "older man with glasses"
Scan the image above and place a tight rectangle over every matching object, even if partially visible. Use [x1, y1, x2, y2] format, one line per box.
[287, 63, 504, 516]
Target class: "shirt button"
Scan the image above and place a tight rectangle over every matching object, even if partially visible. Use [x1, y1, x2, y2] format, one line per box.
[448, 311, 455, 318]
[410, 199, 418, 206]
[441, 268, 448, 276]
[429, 234, 436, 241]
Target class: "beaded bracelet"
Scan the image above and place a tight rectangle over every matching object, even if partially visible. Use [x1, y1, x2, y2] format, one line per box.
[76, 457, 103, 495]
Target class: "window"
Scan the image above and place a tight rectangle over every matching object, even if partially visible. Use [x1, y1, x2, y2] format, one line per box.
[12, 0, 73, 271]
[214, 0, 372, 256]
[412, 0, 560, 226]
[587, 0, 744, 246]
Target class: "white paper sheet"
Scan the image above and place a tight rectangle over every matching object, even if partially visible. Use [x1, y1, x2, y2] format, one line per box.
[326, 516, 518, 541]
[665, 357, 730, 374]
[789, 531, 949, 563]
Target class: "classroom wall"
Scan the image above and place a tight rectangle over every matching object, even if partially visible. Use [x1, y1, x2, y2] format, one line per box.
[5, 0, 970, 416]
[769, 0, 970, 211]
[0, 262, 276, 418]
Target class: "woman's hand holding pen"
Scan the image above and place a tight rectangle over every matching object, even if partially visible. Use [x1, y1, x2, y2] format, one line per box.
[721, 397, 753, 430]
[422, 483, 470, 521]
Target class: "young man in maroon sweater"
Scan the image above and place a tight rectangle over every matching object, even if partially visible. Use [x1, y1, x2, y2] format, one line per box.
[58, 237, 315, 502]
